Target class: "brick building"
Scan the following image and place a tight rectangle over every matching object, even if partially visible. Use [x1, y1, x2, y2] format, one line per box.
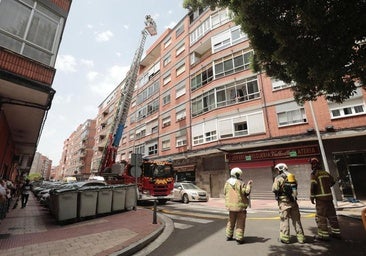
[58, 119, 96, 180]
[0, 0, 72, 182]
[95, 7, 366, 200]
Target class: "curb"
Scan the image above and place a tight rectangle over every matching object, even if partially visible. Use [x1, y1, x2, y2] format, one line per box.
[111, 213, 173, 256]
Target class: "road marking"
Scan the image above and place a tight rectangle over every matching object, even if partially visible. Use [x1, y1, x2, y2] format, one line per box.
[165, 214, 213, 223]
[174, 222, 194, 229]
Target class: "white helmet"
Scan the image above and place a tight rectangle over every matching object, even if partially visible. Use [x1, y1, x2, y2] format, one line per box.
[230, 167, 243, 177]
[275, 163, 288, 173]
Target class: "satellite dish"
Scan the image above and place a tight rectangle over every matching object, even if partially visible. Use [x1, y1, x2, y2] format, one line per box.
[131, 166, 142, 177]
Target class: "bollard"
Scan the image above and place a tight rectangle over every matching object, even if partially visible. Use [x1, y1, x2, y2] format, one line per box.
[153, 199, 157, 224]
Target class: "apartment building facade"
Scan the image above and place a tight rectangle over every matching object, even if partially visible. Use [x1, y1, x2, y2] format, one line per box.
[58, 119, 96, 180]
[95, 8, 366, 200]
[0, 0, 72, 181]
[29, 152, 52, 180]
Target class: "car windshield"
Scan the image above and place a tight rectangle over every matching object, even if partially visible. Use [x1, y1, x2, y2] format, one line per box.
[181, 183, 199, 190]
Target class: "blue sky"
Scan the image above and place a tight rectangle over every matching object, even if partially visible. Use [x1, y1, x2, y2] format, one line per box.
[37, 0, 188, 164]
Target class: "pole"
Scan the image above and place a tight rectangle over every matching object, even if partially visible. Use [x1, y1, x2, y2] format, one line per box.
[153, 200, 157, 224]
[308, 101, 338, 207]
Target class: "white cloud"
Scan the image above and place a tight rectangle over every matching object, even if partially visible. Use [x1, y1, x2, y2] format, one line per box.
[123, 24, 129, 30]
[53, 93, 74, 105]
[86, 71, 99, 81]
[55, 55, 77, 73]
[90, 65, 129, 96]
[95, 30, 114, 42]
[80, 59, 94, 68]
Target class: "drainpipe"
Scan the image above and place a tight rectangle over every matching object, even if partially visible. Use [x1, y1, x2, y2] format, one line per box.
[309, 101, 338, 207]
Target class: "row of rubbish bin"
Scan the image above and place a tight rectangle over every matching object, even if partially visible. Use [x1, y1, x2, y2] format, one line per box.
[49, 184, 137, 223]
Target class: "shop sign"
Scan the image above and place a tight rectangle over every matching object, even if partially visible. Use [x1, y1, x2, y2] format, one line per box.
[227, 145, 319, 162]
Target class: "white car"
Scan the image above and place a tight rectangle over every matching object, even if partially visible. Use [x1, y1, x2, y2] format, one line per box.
[172, 182, 209, 204]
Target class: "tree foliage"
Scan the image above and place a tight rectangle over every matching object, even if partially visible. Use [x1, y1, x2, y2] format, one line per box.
[183, 0, 366, 104]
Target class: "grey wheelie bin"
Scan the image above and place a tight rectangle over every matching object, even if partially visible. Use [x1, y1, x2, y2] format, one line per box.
[50, 188, 78, 222]
[111, 185, 126, 212]
[125, 184, 137, 210]
[78, 187, 98, 218]
[97, 186, 113, 215]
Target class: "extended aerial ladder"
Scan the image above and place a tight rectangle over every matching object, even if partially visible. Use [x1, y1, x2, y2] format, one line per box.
[98, 15, 157, 174]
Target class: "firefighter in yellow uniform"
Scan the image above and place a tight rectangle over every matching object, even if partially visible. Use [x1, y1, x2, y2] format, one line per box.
[272, 163, 305, 244]
[224, 167, 253, 244]
[310, 158, 341, 241]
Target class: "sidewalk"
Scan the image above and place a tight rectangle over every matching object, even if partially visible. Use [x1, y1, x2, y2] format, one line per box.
[0, 195, 364, 256]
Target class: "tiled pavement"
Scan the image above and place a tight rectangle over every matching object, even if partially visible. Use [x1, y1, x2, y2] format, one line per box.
[0, 194, 364, 256]
[0, 194, 163, 256]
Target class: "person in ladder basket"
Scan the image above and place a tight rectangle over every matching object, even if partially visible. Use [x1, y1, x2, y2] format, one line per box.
[224, 167, 253, 244]
[272, 163, 305, 244]
[310, 157, 341, 241]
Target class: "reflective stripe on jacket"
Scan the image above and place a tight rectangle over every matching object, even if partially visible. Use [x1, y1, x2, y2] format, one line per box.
[310, 170, 334, 200]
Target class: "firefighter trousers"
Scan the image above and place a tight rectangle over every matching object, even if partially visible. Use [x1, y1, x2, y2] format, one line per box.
[226, 210, 247, 242]
[278, 201, 305, 243]
[315, 199, 341, 239]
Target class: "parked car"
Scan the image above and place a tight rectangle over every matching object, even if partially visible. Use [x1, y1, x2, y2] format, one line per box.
[171, 182, 209, 204]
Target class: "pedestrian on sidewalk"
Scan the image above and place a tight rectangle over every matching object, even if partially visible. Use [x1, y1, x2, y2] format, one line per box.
[20, 179, 32, 208]
[0, 179, 7, 221]
[272, 163, 305, 244]
[310, 157, 341, 241]
[224, 167, 253, 244]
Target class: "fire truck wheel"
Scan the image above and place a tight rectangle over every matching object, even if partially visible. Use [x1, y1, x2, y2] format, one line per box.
[183, 194, 189, 204]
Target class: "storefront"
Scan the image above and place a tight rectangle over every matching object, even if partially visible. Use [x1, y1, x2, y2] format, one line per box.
[227, 144, 321, 200]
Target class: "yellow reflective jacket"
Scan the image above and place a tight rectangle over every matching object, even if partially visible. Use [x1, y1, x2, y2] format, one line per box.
[224, 177, 251, 211]
[310, 169, 335, 201]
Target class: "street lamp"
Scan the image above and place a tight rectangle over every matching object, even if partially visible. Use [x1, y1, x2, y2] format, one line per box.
[308, 101, 338, 207]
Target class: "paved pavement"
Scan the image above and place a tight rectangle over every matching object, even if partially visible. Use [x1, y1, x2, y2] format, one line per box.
[0, 194, 364, 256]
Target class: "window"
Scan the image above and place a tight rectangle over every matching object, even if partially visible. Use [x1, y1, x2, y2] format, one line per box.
[176, 62, 186, 77]
[135, 144, 145, 155]
[162, 92, 171, 105]
[214, 50, 253, 79]
[148, 143, 158, 155]
[176, 136, 187, 147]
[176, 42, 185, 56]
[176, 23, 184, 37]
[176, 129, 187, 147]
[162, 116, 171, 127]
[330, 103, 365, 118]
[211, 25, 248, 53]
[163, 54, 171, 67]
[205, 131, 217, 142]
[162, 136, 170, 150]
[176, 104, 186, 121]
[211, 9, 231, 29]
[234, 122, 248, 136]
[176, 82, 186, 98]
[0, 0, 64, 66]
[189, 18, 210, 45]
[135, 126, 146, 139]
[276, 102, 307, 126]
[164, 37, 171, 48]
[328, 88, 365, 119]
[190, 66, 213, 91]
[191, 76, 259, 117]
[271, 79, 294, 90]
[163, 73, 171, 85]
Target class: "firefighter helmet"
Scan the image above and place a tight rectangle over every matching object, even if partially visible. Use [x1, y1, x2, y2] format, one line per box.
[310, 157, 321, 169]
[230, 167, 242, 177]
[275, 163, 288, 173]
[287, 173, 296, 182]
